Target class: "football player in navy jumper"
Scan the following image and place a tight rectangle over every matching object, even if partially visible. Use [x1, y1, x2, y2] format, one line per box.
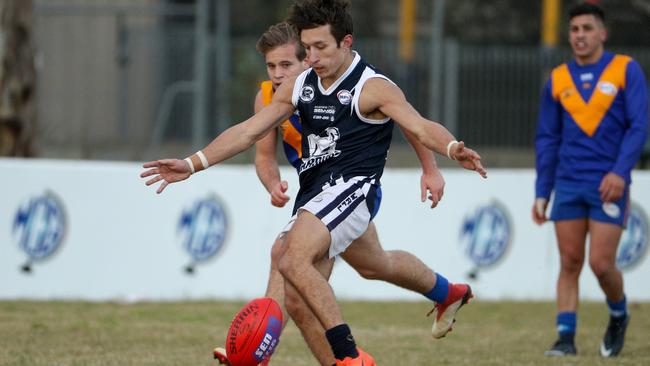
[141, 1, 486, 364]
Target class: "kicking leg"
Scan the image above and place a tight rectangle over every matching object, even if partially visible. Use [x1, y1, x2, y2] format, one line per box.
[278, 211, 370, 364]
[278, 211, 343, 330]
[284, 257, 336, 366]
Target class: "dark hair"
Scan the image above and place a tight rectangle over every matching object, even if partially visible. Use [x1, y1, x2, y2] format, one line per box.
[286, 0, 353, 45]
[568, 2, 605, 23]
[256, 22, 307, 61]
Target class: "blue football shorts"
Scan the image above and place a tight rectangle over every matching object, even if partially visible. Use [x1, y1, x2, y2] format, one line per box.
[550, 181, 630, 227]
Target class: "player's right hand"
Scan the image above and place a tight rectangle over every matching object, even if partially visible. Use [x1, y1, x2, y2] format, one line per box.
[531, 198, 548, 225]
[140, 159, 191, 194]
[450, 141, 488, 178]
[270, 180, 290, 207]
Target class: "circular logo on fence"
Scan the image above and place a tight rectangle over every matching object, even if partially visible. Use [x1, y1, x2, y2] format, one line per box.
[299, 84, 315, 103]
[179, 194, 228, 274]
[616, 203, 649, 271]
[337, 90, 352, 105]
[460, 200, 512, 279]
[13, 191, 67, 273]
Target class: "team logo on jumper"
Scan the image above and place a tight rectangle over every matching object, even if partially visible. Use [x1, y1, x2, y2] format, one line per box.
[598, 81, 617, 96]
[179, 195, 228, 274]
[299, 84, 315, 102]
[580, 73, 593, 82]
[337, 90, 352, 105]
[13, 191, 67, 273]
[299, 127, 341, 174]
[616, 203, 649, 271]
[460, 200, 512, 279]
[560, 88, 575, 100]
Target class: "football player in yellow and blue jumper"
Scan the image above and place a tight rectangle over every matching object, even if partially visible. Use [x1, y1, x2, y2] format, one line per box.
[533, 2, 648, 358]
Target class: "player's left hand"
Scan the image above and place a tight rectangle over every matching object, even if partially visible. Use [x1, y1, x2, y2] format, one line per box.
[450, 141, 488, 178]
[140, 158, 191, 194]
[599, 172, 625, 202]
[270, 180, 291, 207]
[421, 169, 445, 208]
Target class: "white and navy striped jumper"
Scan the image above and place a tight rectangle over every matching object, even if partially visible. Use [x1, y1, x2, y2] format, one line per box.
[290, 52, 394, 215]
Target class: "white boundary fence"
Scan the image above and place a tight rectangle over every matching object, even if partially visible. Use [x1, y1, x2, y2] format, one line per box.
[1, 158, 649, 301]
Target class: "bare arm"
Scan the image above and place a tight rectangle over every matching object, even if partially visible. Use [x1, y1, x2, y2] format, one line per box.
[360, 78, 487, 178]
[141, 78, 297, 194]
[253, 90, 290, 207]
[201, 100, 294, 167]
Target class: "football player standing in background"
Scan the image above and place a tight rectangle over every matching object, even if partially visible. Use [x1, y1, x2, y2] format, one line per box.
[533, 2, 648, 358]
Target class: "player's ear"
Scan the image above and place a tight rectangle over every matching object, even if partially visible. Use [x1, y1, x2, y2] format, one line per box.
[600, 28, 608, 43]
[341, 34, 353, 50]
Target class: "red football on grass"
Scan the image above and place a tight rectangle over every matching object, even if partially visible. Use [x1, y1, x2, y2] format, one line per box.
[226, 297, 283, 366]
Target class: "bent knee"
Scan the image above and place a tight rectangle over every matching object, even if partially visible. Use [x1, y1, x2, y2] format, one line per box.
[589, 259, 617, 278]
[560, 255, 584, 273]
[278, 253, 300, 280]
[355, 266, 383, 281]
[270, 239, 285, 267]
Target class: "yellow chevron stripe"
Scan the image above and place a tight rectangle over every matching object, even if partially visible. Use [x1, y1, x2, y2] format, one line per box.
[552, 55, 631, 137]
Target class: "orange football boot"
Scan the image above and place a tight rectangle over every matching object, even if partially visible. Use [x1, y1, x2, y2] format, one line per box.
[335, 347, 376, 366]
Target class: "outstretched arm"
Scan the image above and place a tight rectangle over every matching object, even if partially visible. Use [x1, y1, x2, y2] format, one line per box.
[361, 78, 487, 178]
[141, 79, 297, 194]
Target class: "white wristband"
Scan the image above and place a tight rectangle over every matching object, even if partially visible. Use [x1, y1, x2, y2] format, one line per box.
[184, 157, 195, 174]
[197, 150, 209, 169]
[446, 140, 458, 160]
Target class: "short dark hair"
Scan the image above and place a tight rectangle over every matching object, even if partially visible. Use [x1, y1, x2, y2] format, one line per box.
[256, 22, 307, 61]
[286, 0, 353, 45]
[568, 2, 605, 23]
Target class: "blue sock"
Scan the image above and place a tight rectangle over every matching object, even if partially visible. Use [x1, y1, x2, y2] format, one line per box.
[557, 312, 576, 339]
[607, 295, 627, 318]
[423, 273, 449, 303]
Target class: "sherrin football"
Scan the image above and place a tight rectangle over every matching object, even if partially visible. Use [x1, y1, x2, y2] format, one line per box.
[225, 297, 283, 366]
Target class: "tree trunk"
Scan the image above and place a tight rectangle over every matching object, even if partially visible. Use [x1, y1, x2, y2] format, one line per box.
[0, 0, 35, 157]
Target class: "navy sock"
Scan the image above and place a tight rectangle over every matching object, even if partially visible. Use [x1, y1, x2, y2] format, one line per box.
[607, 295, 627, 318]
[423, 273, 449, 303]
[556, 312, 576, 340]
[325, 324, 358, 361]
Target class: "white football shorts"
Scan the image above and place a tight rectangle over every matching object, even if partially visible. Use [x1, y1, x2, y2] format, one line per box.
[281, 176, 380, 258]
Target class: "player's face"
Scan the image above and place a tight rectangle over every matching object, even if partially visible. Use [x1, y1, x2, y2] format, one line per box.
[265, 43, 307, 89]
[301, 25, 352, 80]
[568, 14, 606, 64]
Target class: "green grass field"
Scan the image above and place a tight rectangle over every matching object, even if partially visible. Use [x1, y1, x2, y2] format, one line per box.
[0, 300, 648, 365]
